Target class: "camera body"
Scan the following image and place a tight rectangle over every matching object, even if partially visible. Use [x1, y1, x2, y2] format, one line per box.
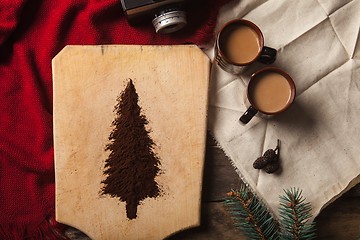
[121, 0, 189, 34]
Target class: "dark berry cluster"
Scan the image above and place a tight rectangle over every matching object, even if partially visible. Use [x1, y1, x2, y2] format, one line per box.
[253, 140, 280, 174]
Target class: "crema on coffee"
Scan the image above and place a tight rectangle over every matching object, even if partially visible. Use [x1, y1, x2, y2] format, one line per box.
[249, 72, 292, 113]
[223, 24, 261, 64]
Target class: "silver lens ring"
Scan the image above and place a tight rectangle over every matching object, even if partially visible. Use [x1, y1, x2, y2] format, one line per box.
[152, 10, 187, 34]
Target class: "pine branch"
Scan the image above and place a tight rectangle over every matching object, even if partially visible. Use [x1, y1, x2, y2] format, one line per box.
[279, 188, 317, 240]
[224, 186, 279, 240]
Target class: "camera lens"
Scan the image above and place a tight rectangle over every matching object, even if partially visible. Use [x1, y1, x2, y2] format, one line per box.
[152, 8, 187, 34]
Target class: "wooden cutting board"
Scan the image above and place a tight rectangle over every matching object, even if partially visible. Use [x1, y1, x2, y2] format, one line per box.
[52, 45, 210, 239]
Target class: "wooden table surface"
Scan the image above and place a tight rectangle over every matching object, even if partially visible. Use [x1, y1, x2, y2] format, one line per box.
[66, 132, 360, 240]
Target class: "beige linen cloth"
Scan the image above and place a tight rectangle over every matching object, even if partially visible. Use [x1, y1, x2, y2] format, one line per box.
[205, 0, 360, 220]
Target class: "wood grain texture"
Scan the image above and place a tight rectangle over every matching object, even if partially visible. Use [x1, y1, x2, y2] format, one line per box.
[53, 45, 210, 240]
[65, 133, 360, 239]
[55, 47, 360, 240]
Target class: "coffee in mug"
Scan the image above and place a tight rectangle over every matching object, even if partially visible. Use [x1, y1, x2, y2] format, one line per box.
[215, 19, 277, 74]
[240, 67, 296, 124]
[224, 24, 261, 64]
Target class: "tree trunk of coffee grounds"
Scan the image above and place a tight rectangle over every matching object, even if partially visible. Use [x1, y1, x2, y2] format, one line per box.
[126, 198, 139, 220]
[101, 79, 161, 220]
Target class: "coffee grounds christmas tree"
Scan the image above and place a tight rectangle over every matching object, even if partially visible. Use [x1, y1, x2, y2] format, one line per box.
[101, 79, 161, 220]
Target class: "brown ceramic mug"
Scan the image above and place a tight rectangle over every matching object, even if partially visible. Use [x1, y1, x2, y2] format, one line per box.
[240, 67, 296, 124]
[215, 19, 277, 74]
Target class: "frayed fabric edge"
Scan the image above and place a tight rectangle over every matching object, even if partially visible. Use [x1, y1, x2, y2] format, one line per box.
[207, 130, 280, 220]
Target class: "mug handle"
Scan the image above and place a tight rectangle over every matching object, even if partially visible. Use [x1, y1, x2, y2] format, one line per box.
[239, 106, 258, 124]
[258, 46, 277, 64]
